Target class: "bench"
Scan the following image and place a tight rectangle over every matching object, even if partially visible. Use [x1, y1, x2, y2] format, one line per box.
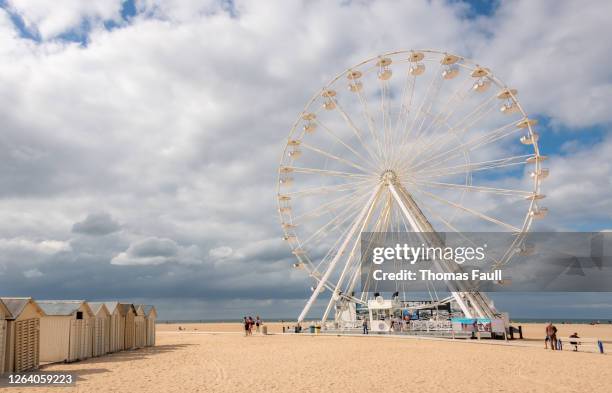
[553, 336, 604, 353]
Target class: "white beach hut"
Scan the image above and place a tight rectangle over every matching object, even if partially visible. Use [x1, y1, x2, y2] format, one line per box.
[104, 302, 124, 353]
[88, 303, 111, 357]
[118, 303, 136, 350]
[0, 297, 44, 373]
[143, 305, 157, 347]
[134, 305, 146, 349]
[38, 300, 94, 363]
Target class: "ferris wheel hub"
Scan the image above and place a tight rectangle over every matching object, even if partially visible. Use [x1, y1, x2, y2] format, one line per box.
[380, 169, 398, 184]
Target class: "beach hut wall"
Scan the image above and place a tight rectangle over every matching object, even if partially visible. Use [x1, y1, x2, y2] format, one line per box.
[118, 304, 136, 350]
[0, 299, 11, 374]
[134, 305, 146, 349]
[0, 297, 44, 373]
[104, 302, 124, 353]
[88, 303, 111, 357]
[143, 305, 157, 347]
[38, 300, 94, 363]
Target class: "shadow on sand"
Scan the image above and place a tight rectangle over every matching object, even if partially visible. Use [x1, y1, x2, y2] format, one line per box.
[39, 344, 194, 380]
[80, 344, 194, 364]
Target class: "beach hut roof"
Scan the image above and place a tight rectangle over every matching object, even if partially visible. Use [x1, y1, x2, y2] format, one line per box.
[0, 299, 12, 318]
[117, 303, 136, 316]
[134, 304, 145, 316]
[142, 305, 156, 317]
[88, 302, 110, 316]
[0, 297, 43, 319]
[37, 300, 92, 317]
[104, 301, 119, 313]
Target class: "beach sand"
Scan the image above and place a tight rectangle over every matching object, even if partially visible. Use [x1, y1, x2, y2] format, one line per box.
[5, 323, 612, 393]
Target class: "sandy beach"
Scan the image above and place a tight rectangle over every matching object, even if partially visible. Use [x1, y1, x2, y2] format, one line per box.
[4, 322, 610, 393]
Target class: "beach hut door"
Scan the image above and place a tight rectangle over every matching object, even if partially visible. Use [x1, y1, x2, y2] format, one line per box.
[14, 319, 39, 372]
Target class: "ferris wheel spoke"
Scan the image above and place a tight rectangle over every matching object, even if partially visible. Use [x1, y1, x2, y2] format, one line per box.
[410, 77, 474, 144]
[300, 142, 375, 174]
[291, 185, 372, 222]
[316, 119, 379, 170]
[333, 100, 383, 167]
[393, 73, 417, 143]
[355, 87, 385, 162]
[413, 154, 533, 179]
[408, 119, 522, 173]
[395, 63, 444, 169]
[410, 185, 521, 232]
[451, 92, 498, 129]
[415, 198, 509, 266]
[410, 94, 499, 163]
[311, 220, 354, 271]
[409, 179, 533, 197]
[380, 80, 393, 167]
[299, 191, 371, 248]
[285, 166, 375, 179]
[403, 79, 476, 159]
[410, 71, 445, 145]
[404, 96, 499, 172]
[284, 178, 374, 198]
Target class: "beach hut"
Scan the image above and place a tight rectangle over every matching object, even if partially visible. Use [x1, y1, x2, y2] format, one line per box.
[118, 303, 136, 350]
[134, 305, 146, 349]
[143, 305, 157, 347]
[88, 303, 111, 357]
[0, 297, 44, 373]
[0, 299, 11, 374]
[104, 302, 124, 353]
[38, 300, 94, 363]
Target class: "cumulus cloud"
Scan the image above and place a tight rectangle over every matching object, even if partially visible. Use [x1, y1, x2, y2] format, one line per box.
[111, 237, 202, 266]
[72, 212, 121, 236]
[209, 246, 233, 259]
[6, 0, 124, 39]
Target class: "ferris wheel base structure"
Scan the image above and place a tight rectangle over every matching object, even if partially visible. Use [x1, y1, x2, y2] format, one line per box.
[297, 173, 498, 327]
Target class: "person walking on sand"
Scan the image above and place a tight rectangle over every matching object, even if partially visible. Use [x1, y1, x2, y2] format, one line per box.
[362, 317, 369, 334]
[247, 316, 254, 336]
[243, 317, 249, 337]
[255, 316, 262, 334]
[545, 322, 557, 350]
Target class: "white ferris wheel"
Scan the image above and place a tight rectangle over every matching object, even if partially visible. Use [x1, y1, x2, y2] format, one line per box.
[277, 50, 548, 325]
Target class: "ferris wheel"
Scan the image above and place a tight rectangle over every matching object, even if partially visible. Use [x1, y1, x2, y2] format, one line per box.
[277, 50, 548, 324]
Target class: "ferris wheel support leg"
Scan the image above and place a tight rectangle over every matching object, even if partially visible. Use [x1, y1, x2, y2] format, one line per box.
[321, 191, 380, 324]
[388, 182, 494, 319]
[298, 185, 382, 324]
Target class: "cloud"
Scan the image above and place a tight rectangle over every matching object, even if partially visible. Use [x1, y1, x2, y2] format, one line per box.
[0, 238, 71, 254]
[6, 0, 124, 39]
[209, 246, 233, 259]
[72, 212, 122, 236]
[23, 268, 43, 278]
[111, 237, 202, 266]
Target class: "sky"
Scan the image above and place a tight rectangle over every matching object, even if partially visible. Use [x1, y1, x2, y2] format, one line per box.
[0, 0, 611, 321]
